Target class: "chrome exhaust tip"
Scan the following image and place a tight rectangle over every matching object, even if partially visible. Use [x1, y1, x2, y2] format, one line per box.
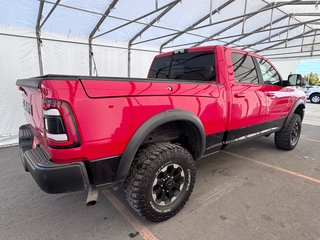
[86, 186, 99, 206]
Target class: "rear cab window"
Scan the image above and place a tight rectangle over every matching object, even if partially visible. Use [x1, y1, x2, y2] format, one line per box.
[148, 51, 216, 82]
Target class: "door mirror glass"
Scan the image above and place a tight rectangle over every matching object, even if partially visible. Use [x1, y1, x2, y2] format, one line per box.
[286, 74, 306, 86]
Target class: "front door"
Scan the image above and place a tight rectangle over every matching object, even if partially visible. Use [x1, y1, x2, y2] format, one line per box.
[254, 57, 292, 127]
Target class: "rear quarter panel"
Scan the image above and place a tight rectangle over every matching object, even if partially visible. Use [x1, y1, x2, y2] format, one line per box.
[41, 73, 228, 163]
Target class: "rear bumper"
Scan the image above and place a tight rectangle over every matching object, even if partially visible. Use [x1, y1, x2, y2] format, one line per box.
[19, 124, 90, 194]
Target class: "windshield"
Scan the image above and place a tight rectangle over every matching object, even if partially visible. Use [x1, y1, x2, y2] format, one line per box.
[148, 51, 215, 81]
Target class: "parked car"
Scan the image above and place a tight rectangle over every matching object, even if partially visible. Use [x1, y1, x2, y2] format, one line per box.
[301, 85, 315, 93]
[16, 45, 306, 222]
[306, 86, 320, 103]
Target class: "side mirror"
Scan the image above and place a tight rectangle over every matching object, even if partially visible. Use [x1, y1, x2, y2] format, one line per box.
[285, 74, 306, 87]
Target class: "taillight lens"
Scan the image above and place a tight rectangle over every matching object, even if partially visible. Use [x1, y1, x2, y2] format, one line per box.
[43, 99, 80, 148]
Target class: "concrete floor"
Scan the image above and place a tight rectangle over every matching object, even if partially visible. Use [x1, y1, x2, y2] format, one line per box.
[1, 103, 320, 240]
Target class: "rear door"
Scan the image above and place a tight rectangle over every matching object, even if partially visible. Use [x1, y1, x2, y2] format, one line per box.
[226, 51, 267, 142]
[254, 57, 293, 126]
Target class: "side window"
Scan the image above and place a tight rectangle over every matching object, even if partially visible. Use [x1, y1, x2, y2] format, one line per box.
[256, 58, 281, 86]
[231, 53, 259, 84]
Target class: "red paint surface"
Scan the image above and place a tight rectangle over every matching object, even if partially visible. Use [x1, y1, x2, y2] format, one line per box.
[20, 46, 306, 164]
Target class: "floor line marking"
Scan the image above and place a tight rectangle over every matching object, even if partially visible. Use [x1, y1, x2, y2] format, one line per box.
[189, 181, 240, 213]
[222, 151, 320, 185]
[102, 189, 158, 240]
[301, 137, 320, 143]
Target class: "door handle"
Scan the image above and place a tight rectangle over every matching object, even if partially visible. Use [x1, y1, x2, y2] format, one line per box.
[266, 93, 276, 98]
[234, 92, 246, 98]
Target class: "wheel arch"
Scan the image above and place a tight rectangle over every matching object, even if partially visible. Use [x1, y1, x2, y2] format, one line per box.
[283, 99, 305, 128]
[114, 109, 206, 181]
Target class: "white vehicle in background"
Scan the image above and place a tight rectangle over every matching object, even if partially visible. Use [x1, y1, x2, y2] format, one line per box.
[306, 87, 320, 103]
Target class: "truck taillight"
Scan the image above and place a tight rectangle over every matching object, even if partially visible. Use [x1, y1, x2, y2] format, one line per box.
[43, 99, 80, 148]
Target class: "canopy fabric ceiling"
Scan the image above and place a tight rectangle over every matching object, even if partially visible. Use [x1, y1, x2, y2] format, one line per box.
[1, 0, 320, 60]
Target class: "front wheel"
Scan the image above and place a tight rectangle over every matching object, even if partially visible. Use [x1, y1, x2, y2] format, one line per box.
[274, 114, 302, 150]
[124, 142, 196, 222]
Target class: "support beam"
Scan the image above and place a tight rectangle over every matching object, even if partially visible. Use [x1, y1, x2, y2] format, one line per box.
[256, 29, 315, 53]
[285, 16, 291, 47]
[262, 0, 316, 37]
[165, 18, 319, 50]
[159, 0, 236, 52]
[268, 6, 274, 41]
[292, 13, 320, 16]
[127, 0, 180, 77]
[272, 1, 320, 5]
[240, 18, 320, 50]
[230, 32, 320, 48]
[260, 42, 320, 52]
[36, 0, 44, 75]
[42, 0, 199, 40]
[136, 0, 299, 47]
[263, 49, 320, 57]
[225, 15, 288, 47]
[192, 0, 301, 48]
[38, 0, 61, 30]
[89, 0, 119, 76]
[241, 0, 248, 34]
[311, 30, 318, 56]
[301, 24, 306, 52]
[268, 54, 320, 60]
[93, 1, 176, 40]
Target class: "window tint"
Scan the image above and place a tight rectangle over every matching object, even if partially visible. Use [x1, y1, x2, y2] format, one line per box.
[231, 53, 259, 84]
[148, 51, 215, 81]
[256, 58, 281, 86]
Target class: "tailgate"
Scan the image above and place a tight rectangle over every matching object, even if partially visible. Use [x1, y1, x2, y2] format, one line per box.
[16, 79, 45, 138]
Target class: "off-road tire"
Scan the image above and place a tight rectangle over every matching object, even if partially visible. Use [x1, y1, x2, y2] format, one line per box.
[274, 113, 301, 150]
[309, 93, 320, 104]
[124, 142, 196, 222]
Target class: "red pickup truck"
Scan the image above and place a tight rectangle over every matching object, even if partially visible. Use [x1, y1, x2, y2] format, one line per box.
[17, 46, 306, 222]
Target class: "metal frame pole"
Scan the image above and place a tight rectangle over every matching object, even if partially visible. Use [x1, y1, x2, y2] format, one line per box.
[93, 1, 177, 40]
[263, 49, 320, 57]
[260, 42, 320, 52]
[167, 17, 319, 50]
[192, 0, 300, 48]
[311, 30, 317, 56]
[301, 24, 306, 52]
[240, 19, 317, 50]
[36, 0, 45, 75]
[225, 15, 288, 47]
[268, 6, 274, 41]
[38, 0, 61, 30]
[159, 0, 236, 52]
[268, 54, 320, 60]
[256, 29, 315, 53]
[242, 0, 248, 34]
[127, 0, 180, 77]
[88, 0, 119, 76]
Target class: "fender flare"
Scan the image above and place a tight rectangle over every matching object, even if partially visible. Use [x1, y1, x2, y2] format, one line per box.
[283, 99, 305, 128]
[114, 109, 205, 181]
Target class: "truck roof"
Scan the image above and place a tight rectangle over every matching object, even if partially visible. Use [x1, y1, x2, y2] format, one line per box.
[155, 45, 266, 60]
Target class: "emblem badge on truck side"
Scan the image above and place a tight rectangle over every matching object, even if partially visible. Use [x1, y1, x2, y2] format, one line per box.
[23, 99, 33, 116]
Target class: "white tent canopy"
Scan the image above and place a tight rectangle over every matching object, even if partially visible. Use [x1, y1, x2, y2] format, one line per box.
[1, 0, 320, 146]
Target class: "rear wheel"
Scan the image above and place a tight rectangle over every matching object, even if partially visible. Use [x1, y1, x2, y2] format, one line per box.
[310, 93, 320, 103]
[124, 142, 196, 222]
[274, 114, 301, 150]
